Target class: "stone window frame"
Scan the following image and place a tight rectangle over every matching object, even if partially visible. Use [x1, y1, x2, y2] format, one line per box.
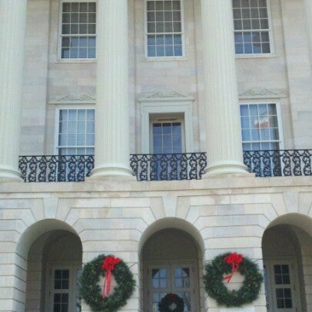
[139, 91, 194, 154]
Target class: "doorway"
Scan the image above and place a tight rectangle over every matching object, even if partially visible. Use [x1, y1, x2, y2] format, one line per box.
[142, 228, 200, 312]
[25, 229, 82, 312]
[262, 225, 305, 312]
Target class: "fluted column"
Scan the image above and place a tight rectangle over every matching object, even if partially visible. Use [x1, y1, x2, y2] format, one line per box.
[201, 0, 248, 176]
[304, 0, 312, 66]
[91, 0, 133, 178]
[0, 0, 27, 181]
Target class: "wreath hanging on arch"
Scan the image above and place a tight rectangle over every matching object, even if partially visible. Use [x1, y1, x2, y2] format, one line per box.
[79, 254, 135, 312]
[203, 252, 263, 307]
[158, 293, 185, 312]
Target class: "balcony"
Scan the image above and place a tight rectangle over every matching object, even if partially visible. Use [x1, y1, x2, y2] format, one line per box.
[19, 155, 94, 183]
[18, 150, 312, 182]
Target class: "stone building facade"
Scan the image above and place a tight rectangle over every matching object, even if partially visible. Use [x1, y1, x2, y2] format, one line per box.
[1, 0, 312, 311]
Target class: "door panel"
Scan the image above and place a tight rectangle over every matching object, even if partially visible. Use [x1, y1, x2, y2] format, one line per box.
[264, 260, 299, 312]
[49, 266, 81, 312]
[147, 262, 196, 312]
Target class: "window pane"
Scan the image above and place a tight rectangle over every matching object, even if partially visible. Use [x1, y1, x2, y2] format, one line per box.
[58, 109, 95, 155]
[147, 1, 183, 57]
[233, 0, 271, 54]
[240, 103, 280, 151]
[61, 2, 96, 59]
[152, 121, 183, 154]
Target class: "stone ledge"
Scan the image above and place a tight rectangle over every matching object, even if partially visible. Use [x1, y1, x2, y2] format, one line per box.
[0, 175, 311, 195]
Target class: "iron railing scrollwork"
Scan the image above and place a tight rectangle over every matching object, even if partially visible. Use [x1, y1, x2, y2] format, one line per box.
[129, 153, 207, 181]
[18, 150, 312, 182]
[243, 149, 312, 177]
[19, 155, 94, 182]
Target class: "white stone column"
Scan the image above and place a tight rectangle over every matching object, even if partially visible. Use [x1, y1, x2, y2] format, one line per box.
[304, 0, 312, 66]
[0, 0, 27, 181]
[201, 0, 248, 176]
[91, 0, 133, 179]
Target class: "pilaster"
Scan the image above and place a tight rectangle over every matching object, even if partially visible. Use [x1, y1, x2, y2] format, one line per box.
[201, 0, 248, 176]
[304, 0, 312, 67]
[0, 0, 27, 181]
[91, 0, 133, 179]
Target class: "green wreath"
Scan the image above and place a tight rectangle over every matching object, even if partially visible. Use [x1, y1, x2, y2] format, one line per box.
[203, 252, 263, 307]
[79, 254, 135, 312]
[158, 293, 184, 312]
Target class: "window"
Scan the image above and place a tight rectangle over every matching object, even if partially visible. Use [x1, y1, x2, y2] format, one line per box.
[57, 108, 95, 155]
[146, 0, 183, 57]
[60, 1, 96, 59]
[151, 119, 184, 154]
[233, 0, 271, 55]
[240, 103, 281, 150]
[146, 261, 198, 312]
[148, 117, 185, 180]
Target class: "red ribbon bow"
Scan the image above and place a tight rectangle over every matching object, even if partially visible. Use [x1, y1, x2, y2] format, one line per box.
[102, 256, 120, 298]
[168, 293, 176, 301]
[223, 253, 243, 283]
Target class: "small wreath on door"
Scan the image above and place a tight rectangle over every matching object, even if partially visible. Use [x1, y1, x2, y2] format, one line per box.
[158, 293, 185, 312]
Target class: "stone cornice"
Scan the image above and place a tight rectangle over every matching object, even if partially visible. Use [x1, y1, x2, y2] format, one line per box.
[49, 94, 96, 104]
[239, 87, 286, 99]
[138, 90, 195, 102]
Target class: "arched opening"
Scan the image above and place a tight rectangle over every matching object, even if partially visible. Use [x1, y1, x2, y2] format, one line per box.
[141, 227, 202, 312]
[21, 221, 82, 312]
[262, 215, 312, 312]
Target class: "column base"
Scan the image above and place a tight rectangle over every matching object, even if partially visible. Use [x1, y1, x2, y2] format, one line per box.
[89, 164, 135, 180]
[203, 160, 250, 177]
[0, 165, 22, 182]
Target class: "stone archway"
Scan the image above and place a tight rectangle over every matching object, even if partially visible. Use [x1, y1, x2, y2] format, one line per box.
[262, 214, 312, 312]
[141, 224, 202, 312]
[18, 220, 82, 312]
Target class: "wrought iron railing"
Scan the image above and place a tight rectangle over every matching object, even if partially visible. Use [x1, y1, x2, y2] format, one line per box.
[19, 155, 94, 182]
[243, 150, 312, 177]
[130, 153, 207, 181]
[18, 150, 312, 182]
